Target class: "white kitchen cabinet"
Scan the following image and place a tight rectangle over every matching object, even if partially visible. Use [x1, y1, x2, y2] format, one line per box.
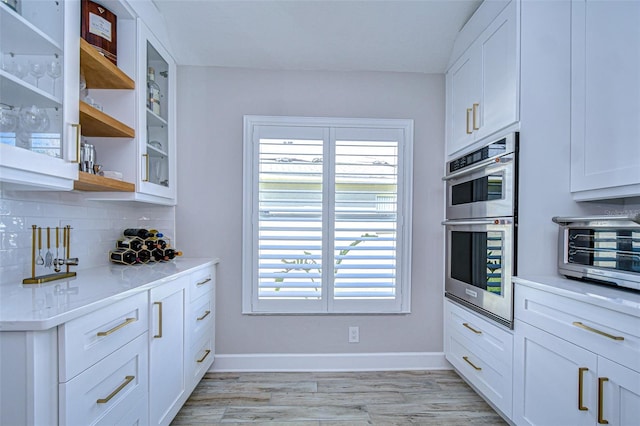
[570, 0, 640, 201]
[186, 264, 216, 389]
[137, 19, 176, 202]
[0, 0, 79, 190]
[149, 275, 187, 426]
[443, 299, 513, 419]
[513, 280, 640, 426]
[446, 0, 518, 157]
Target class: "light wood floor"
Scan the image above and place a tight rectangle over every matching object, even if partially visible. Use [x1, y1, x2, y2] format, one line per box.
[171, 370, 508, 425]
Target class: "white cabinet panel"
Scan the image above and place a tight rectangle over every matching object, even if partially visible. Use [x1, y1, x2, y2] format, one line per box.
[570, 0, 640, 200]
[598, 357, 640, 426]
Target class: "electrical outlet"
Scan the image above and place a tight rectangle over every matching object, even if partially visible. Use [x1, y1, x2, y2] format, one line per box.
[348, 326, 359, 343]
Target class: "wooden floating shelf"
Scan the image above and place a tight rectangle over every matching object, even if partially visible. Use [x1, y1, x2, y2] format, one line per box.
[79, 101, 135, 138]
[74, 171, 135, 192]
[80, 38, 135, 89]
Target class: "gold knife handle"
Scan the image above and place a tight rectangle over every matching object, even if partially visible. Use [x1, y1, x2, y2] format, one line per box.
[97, 317, 137, 337]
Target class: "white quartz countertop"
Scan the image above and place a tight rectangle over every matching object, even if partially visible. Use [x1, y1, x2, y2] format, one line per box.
[513, 275, 640, 318]
[0, 258, 219, 331]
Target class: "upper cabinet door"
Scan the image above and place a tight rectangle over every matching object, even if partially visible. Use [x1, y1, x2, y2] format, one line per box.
[137, 20, 176, 202]
[570, 0, 640, 201]
[446, 0, 518, 158]
[0, 0, 79, 189]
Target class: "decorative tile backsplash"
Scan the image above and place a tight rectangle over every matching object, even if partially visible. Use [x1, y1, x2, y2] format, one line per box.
[0, 184, 175, 286]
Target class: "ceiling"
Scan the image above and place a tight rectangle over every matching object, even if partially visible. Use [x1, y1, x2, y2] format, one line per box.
[152, 0, 481, 74]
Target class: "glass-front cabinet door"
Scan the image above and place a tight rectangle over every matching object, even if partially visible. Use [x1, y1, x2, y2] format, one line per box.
[137, 19, 175, 202]
[0, 0, 78, 189]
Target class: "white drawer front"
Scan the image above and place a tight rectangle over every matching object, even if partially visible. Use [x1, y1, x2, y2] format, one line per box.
[190, 264, 216, 302]
[189, 293, 214, 347]
[515, 285, 640, 371]
[445, 300, 513, 365]
[188, 335, 214, 389]
[59, 292, 148, 381]
[60, 333, 149, 426]
[446, 328, 513, 417]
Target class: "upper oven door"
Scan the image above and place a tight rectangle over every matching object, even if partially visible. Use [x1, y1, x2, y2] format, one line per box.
[445, 153, 516, 220]
[443, 217, 515, 326]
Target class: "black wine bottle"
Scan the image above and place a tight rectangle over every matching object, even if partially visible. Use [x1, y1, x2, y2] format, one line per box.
[123, 228, 153, 239]
[110, 249, 137, 265]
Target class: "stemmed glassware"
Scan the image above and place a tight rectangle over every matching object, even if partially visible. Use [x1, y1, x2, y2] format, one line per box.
[46, 57, 62, 96]
[28, 61, 45, 88]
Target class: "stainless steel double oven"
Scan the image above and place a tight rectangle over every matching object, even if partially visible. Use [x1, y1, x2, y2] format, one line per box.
[443, 133, 519, 328]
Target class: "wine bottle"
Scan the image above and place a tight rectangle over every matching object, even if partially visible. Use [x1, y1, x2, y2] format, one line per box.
[155, 239, 167, 250]
[117, 238, 144, 251]
[137, 250, 151, 263]
[123, 228, 153, 239]
[149, 229, 164, 238]
[144, 239, 157, 251]
[110, 249, 137, 265]
[152, 249, 168, 262]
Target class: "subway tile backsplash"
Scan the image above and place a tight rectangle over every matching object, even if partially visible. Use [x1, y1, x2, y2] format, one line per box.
[0, 184, 175, 286]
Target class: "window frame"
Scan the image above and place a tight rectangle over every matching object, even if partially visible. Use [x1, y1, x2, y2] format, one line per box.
[242, 115, 414, 314]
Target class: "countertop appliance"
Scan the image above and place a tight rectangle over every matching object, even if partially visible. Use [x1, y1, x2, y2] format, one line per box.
[443, 132, 519, 328]
[553, 215, 640, 291]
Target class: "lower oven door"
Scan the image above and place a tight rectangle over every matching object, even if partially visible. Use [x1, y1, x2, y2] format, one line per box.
[443, 217, 515, 328]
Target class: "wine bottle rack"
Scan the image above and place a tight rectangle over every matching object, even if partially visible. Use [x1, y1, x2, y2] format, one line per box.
[109, 228, 182, 265]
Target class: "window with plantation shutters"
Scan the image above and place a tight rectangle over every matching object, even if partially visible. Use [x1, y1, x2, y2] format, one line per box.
[242, 116, 413, 314]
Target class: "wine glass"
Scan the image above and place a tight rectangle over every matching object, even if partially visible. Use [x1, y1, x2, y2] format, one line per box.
[46, 58, 62, 96]
[29, 61, 45, 88]
[19, 105, 49, 132]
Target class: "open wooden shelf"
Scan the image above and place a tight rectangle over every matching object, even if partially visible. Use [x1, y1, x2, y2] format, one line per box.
[74, 171, 135, 192]
[79, 101, 135, 138]
[80, 38, 135, 89]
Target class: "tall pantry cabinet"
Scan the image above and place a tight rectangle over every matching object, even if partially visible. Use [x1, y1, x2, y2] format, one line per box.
[0, 0, 177, 205]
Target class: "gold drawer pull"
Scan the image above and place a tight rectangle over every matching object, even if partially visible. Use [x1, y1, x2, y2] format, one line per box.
[472, 103, 480, 130]
[598, 377, 609, 424]
[463, 322, 482, 334]
[96, 375, 135, 404]
[197, 310, 211, 321]
[578, 367, 589, 411]
[97, 317, 136, 337]
[466, 108, 473, 134]
[573, 322, 624, 341]
[196, 277, 212, 286]
[153, 302, 163, 338]
[462, 356, 482, 371]
[197, 349, 211, 363]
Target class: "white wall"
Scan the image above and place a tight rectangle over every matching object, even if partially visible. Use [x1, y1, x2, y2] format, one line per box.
[176, 67, 445, 359]
[0, 186, 175, 286]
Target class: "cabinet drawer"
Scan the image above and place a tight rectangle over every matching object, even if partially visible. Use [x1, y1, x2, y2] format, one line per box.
[446, 328, 513, 417]
[189, 293, 214, 347]
[190, 264, 216, 302]
[59, 292, 148, 381]
[515, 285, 640, 371]
[445, 300, 513, 365]
[60, 332, 149, 426]
[188, 334, 214, 389]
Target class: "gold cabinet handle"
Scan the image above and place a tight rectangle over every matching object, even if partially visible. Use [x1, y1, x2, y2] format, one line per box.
[472, 103, 480, 130]
[573, 322, 624, 341]
[197, 349, 211, 363]
[598, 377, 609, 424]
[197, 310, 211, 321]
[97, 317, 136, 337]
[196, 277, 212, 286]
[578, 367, 589, 411]
[96, 375, 135, 404]
[463, 322, 482, 334]
[71, 123, 81, 163]
[142, 153, 150, 182]
[462, 356, 482, 371]
[153, 301, 163, 338]
[466, 108, 473, 134]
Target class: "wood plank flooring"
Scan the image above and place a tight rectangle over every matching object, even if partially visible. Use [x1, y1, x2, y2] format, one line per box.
[171, 370, 508, 425]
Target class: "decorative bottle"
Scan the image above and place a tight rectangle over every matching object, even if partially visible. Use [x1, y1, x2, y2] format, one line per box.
[147, 67, 161, 115]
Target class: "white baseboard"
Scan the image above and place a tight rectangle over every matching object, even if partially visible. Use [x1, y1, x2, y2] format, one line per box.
[210, 352, 449, 372]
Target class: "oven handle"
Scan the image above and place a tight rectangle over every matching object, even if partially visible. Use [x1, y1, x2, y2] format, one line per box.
[442, 155, 513, 182]
[442, 218, 513, 226]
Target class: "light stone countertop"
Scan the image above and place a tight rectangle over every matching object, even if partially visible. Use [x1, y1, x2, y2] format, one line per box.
[513, 274, 640, 318]
[0, 258, 219, 331]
